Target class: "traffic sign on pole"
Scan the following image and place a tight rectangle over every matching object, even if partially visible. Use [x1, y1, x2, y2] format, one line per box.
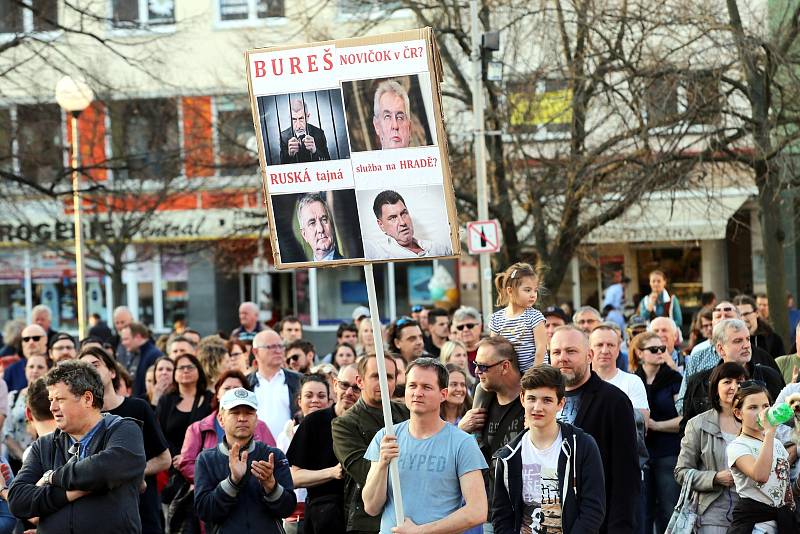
[466, 219, 502, 254]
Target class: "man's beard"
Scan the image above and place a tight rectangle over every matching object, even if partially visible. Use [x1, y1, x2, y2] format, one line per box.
[563, 366, 587, 387]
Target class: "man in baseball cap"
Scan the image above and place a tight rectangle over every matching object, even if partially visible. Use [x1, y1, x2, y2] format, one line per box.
[351, 306, 370, 325]
[195, 387, 296, 533]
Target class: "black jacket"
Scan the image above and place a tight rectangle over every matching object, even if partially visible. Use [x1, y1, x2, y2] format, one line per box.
[331, 398, 409, 532]
[570, 371, 639, 534]
[492, 423, 606, 534]
[8, 414, 146, 534]
[682, 359, 785, 424]
[247, 369, 302, 418]
[279, 123, 330, 164]
[752, 319, 786, 360]
[194, 439, 296, 534]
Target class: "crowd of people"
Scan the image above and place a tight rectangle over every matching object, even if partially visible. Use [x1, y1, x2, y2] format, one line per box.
[0, 262, 798, 533]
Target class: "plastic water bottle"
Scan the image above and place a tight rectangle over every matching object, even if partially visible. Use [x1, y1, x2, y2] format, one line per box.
[757, 402, 794, 429]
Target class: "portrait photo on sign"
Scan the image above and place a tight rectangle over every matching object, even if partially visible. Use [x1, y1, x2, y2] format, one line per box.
[342, 74, 437, 152]
[356, 185, 453, 261]
[257, 89, 351, 166]
[272, 189, 364, 264]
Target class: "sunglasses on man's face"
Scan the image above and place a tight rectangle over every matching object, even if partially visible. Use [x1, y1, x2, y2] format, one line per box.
[714, 306, 736, 313]
[455, 323, 478, 331]
[22, 336, 42, 343]
[474, 360, 505, 373]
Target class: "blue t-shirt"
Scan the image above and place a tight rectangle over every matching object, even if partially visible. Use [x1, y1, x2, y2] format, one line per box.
[364, 420, 487, 533]
[558, 389, 582, 424]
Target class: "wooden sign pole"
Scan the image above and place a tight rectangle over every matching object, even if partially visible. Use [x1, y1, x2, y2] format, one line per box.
[363, 263, 405, 525]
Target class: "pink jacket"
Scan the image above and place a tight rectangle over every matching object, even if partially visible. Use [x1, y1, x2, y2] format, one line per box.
[178, 410, 276, 482]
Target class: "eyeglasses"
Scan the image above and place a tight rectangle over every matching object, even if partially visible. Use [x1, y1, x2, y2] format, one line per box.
[475, 360, 505, 373]
[228, 351, 245, 358]
[455, 323, 478, 331]
[739, 379, 767, 388]
[644, 345, 667, 354]
[336, 380, 361, 394]
[286, 354, 300, 362]
[22, 336, 42, 343]
[176, 364, 197, 372]
[714, 306, 735, 313]
[255, 344, 284, 352]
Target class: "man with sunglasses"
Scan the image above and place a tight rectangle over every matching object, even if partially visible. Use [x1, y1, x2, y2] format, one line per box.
[459, 336, 524, 525]
[681, 319, 784, 422]
[285, 339, 314, 373]
[287, 364, 360, 534]
[4, 324, 48, 392]
[452, 306, 484, 376]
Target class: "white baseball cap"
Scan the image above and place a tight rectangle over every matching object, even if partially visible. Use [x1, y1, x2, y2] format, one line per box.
[220, 388, 258, 411]
[352, 306, 370, 322]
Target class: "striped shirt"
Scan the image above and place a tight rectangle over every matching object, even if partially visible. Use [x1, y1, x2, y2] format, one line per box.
[489, 307, 545, 372]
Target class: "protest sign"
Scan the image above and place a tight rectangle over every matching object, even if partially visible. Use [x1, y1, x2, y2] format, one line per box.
[245, 28, 459, 269]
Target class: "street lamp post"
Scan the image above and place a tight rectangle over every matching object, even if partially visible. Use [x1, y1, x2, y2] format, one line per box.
[471, 0, 492, 323]
[55, 76, 94, 340]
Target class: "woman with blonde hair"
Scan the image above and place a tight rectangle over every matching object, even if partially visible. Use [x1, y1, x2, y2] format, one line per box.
[196, 335, 227, 387]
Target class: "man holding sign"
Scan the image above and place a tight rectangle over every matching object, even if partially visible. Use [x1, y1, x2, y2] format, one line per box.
[280, 99, 330, 164]
[363, 358, 487, 533]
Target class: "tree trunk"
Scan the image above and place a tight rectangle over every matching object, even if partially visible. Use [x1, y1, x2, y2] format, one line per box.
[757, 162, 790, 348]
[111, 259, 125, 312]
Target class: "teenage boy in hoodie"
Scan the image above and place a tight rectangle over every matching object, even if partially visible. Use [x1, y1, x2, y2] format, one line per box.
[492, 365, 605, 533]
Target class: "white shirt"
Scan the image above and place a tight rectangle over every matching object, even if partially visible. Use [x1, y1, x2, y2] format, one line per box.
[365, 235, 452, 260]
[604, 369, 650, 411]
[520, 430, 563, 532]
[253, 369, 291, 438]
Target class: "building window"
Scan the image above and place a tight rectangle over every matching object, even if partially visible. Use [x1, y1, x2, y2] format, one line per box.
[219, 0, 284, 22]
[0, 108, 12, 174]
[684, 70, 722, 125]
[112, 0, 175, 29]
[508, 78, 572, 137]
[645, 75, 679, 126]
[339, 0, 401, 17]
[17, 104, 65, 184]
[109, 98, 180, 180]
[645, 70, 721, 128]
[0, 0, 58, 33]
[216, 96, 258, 176]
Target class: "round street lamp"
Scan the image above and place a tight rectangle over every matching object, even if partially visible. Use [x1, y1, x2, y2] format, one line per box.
[55, 76, 95, 340]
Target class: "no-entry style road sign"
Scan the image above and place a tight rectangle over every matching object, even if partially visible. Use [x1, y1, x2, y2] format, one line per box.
[466, 219, 502, 254]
